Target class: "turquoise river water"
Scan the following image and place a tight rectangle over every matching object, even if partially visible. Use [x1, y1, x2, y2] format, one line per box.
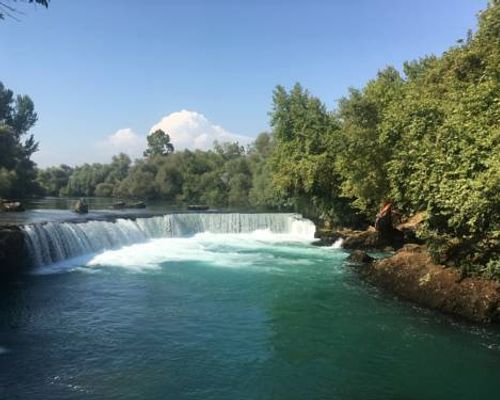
[0, 213, 499, 399]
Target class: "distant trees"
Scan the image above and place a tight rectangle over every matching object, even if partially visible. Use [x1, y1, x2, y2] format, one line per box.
[37, 153, 133, 198]
[0, 82, 41, 198]
[37, 136, 280, 209]
[37, 164, 73, 196]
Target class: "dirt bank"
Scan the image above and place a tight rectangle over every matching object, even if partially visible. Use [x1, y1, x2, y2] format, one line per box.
[361, 244, 500, 323]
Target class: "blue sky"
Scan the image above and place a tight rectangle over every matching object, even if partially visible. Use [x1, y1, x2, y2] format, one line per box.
[0, 0, 488, 166]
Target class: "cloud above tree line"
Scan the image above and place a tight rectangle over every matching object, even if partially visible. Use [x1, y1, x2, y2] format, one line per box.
[98, 110, 253, 161]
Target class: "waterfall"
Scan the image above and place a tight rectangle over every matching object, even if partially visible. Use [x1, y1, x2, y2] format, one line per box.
[21, 213, 316, 268]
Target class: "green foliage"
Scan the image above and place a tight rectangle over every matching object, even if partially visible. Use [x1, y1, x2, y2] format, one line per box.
[333, 2, 499, 273]
[37, 165, 73, 196]
[106, 153, 131, 183]
[0, 168, 16, 195]
[268, 83, 365, 226]
[64, 163, 112, 197]
[336, 67, 404, 216]
[483, 258, 500, 280]
[95, 183, 115, 197]
[247, 133, 281, 208]
[0, 82, 41, 198]
[143, 129, 174, 158]
[263, 2, 499, 274]
[38, 134, 282, 210]
[385, 3, 499, 273]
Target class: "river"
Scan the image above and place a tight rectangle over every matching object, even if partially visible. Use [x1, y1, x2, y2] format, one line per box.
[0, 212, 499, 399]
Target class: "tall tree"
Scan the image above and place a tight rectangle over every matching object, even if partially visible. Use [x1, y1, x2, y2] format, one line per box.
[0, 81, 40, 197]
[335, 67, 404, 216]
[143, 129, 174, 158]
[269, 83, 362, 225]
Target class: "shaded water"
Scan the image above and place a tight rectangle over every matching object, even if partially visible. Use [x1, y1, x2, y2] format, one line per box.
[1, 220, 499, 399]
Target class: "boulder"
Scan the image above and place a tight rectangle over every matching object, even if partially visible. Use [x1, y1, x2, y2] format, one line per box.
[127, 201, 146, 209]
[73, 199, 89, 214]
[342, 230, 380, 249]
[1, 201, 25, 212]
[347, 250, 374, 264]
[187, 204, 209, 211]
[313, 229, 342, 247]
[111, 201, 127, 209]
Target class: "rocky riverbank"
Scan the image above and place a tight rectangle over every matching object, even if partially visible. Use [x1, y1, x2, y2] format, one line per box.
[361, 244, 500, 323]
[316, 220, 500, 323]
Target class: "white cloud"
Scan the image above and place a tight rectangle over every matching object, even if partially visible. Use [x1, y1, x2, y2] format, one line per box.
[149, 109, 252, 151]
[38, 110, 253, 167]
[96, 128, 145, 161]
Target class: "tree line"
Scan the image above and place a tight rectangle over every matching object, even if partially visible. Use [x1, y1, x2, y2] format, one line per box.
[1, 1, 498, 276]
[36, 132, 275, 210]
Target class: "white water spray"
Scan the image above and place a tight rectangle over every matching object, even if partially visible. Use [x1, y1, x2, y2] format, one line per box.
[331, 238, 344, 249]
[21, 213, 316, 268]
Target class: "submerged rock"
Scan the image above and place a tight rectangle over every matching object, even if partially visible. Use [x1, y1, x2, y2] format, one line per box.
[340, 227, 405, 251]
[187, 204, 209, 211]
[313, 229, 342, 246]
[111, 201, 146, 210]
[73, 199, 89, 214]
[347, 250, 374, 264]
[0, 201, 25, 212]
[128, 201, 146, 209]
[111, 201, 127, 209]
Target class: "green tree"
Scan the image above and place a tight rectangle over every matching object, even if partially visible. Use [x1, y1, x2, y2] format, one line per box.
[105, 153, 131, 184]
[0, 81, 41, 198]
[335, 67, 404, 216]
[95, 182, 115, 197]
[143, 129, 174, 158]
[268, 83, 363, 225]
[37, 164, 73, 196]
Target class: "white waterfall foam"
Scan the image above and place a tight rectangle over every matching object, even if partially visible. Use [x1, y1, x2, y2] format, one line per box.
[331, 238, 344, 249]
[21, 213, 316, 268]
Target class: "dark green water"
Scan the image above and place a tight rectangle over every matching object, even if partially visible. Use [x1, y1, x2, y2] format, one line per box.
[1, 233, 499, 399]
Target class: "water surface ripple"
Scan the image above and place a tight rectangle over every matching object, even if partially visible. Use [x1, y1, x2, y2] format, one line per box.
[1, 231, 499, 400]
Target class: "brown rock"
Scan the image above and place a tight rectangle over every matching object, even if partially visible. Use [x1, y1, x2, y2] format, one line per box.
[361, 246, 500, 323]
[1, 201, 25, 212]
[73, 199, 89, 214]
[347, 250, 374, 264]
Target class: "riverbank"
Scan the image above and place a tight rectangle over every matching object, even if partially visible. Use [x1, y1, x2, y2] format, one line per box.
[3, 225, 499, 399]
[316, 224, 500, 323]
[361, 244, 500, 323]
[3, 209, 499, 323]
